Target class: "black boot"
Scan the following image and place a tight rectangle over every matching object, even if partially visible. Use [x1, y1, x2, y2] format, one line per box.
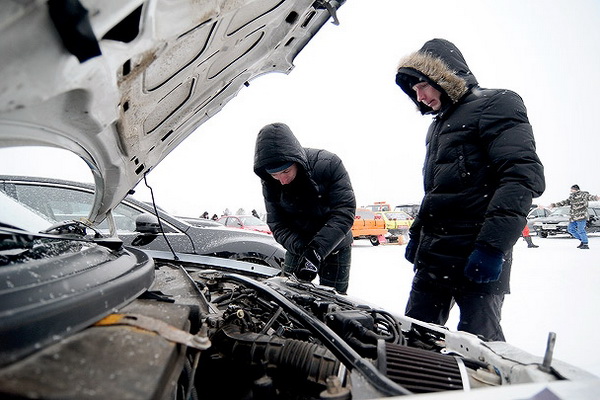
[525, 236, 538, 248]
[579, 243, 589, 249]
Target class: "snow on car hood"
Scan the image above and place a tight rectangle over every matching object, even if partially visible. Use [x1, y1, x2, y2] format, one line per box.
[0, 0, 343, 224]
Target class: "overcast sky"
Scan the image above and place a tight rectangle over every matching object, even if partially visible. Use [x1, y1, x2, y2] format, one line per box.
[1, 0, 599, 217]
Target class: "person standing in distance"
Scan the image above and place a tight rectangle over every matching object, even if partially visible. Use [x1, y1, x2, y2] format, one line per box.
[395, 39, 545, 341]
[550, 184, 599, 249]
[253, 122, 356, 294]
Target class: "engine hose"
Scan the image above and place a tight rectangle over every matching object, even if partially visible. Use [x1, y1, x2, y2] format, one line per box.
[346, 336, 378, 359]
[213, 324, 341, 386]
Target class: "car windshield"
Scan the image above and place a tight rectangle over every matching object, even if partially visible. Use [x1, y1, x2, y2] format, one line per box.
[549, 206, 570, 216]
[0, 190, 55, 232]
[0, 180, 176, 234]
[355, 209, 375, 219]
[240, 216, 267, 226]
[383, 212, 411, 220]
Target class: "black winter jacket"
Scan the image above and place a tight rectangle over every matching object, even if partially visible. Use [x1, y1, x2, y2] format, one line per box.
[253, 123, 356, 258]
[396, 39, 545, 293]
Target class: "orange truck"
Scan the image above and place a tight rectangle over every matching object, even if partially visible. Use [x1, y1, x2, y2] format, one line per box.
[351, 208, 390, 246]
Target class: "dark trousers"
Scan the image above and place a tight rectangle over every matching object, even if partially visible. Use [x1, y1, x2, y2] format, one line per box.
[405, 285, 506, 341]
[283, 246, 351, 294]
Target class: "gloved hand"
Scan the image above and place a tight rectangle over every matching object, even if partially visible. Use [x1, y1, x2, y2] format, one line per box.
[295, 248, 321, 282]
[405, 239, 417, 264]
[464, 244, 504, 283]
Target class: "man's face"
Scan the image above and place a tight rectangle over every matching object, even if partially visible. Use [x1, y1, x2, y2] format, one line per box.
[269, 163, 298, 185]
[412, 82, 442, 111]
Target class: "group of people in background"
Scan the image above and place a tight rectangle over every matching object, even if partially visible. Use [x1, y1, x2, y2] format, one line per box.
[200, 211, 219, 221]
[199, 208, 264, 222]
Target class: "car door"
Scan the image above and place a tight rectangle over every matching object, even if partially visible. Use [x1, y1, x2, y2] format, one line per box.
[587, 207, 600, 232]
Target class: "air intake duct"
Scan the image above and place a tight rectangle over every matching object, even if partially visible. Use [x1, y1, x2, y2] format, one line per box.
[212, 324, 340, 386]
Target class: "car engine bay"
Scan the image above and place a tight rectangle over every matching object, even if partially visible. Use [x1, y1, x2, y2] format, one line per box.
[0, 243, 578, 400]
[20, 258, 556, 400]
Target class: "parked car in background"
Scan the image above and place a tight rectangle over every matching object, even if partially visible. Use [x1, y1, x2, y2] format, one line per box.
[365, 201, 392, 212]
[526, 206, 551, 231]
[177, 216, 223, 227]
[216, 215, 272, 234]
[0, 175, 284, 269]
[1, 1, 598, 398]
[375, 210, 413, 241]
[394, 204, 420, 218]
[532, 203, 600, 238]
[352, 208, 390, 246]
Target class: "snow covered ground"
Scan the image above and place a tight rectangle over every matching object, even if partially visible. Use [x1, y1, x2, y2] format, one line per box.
[346, 233, 600, 378]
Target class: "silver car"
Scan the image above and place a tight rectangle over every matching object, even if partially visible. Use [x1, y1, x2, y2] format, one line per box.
[0, 174, 285, 269]
[533, 204, 600, 238]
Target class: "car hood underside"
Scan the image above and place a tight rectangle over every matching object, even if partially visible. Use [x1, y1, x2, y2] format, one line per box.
[0, 0, 343, 225]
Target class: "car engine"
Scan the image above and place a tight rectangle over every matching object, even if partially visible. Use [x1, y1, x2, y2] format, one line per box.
[0, 257, 567, 399]
[152, 261, 477, 399]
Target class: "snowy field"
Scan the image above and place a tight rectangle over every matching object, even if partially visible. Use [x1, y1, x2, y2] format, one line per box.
[346, 233, 600, 378]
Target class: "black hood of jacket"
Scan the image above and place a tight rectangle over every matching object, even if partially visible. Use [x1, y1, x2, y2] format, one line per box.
[254, 122, 309, 179]
[395, 38, 479, 114]
[253, 122, 356, 258]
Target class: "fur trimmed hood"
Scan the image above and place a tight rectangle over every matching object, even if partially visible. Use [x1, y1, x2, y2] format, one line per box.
[396, 39, 478, 114]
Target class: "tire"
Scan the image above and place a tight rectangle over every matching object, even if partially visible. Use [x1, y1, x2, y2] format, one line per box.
[369, 236, 380, 246]
[540, 231, 548, 238]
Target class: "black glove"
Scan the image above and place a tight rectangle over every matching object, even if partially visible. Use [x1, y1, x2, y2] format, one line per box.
[295, 248, 321, 282]
[405, 239, 417, 264]
[464, 244, 504, 283]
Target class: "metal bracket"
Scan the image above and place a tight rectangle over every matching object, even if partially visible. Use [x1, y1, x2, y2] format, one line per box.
[95, 313, 211, 350]
[316, 0, 340, 25]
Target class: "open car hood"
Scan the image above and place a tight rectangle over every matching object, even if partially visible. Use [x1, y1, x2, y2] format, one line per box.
[0, 0, 343, 225]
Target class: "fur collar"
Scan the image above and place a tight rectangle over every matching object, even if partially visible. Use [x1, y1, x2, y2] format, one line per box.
[397, 51, 468, 104]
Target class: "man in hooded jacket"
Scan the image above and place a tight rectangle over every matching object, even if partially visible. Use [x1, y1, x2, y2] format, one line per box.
[395, 39, 545, 341]
[254, 122, 356, 294]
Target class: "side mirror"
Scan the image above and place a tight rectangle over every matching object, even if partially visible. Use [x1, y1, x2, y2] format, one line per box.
[135, 213, 161, 234]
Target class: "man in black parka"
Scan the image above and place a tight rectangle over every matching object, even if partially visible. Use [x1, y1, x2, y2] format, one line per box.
[395, 39, 545, 341]
[254, 122, 356, 293]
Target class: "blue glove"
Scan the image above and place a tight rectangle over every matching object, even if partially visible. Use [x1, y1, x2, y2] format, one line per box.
[464, 244, 504, 283]
[405, 239, 417, 264]
[295, 248, 321, 282]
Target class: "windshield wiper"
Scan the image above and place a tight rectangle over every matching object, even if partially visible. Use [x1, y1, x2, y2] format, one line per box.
[1, 222, 123, 251]
[42, 219, 101, 237]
